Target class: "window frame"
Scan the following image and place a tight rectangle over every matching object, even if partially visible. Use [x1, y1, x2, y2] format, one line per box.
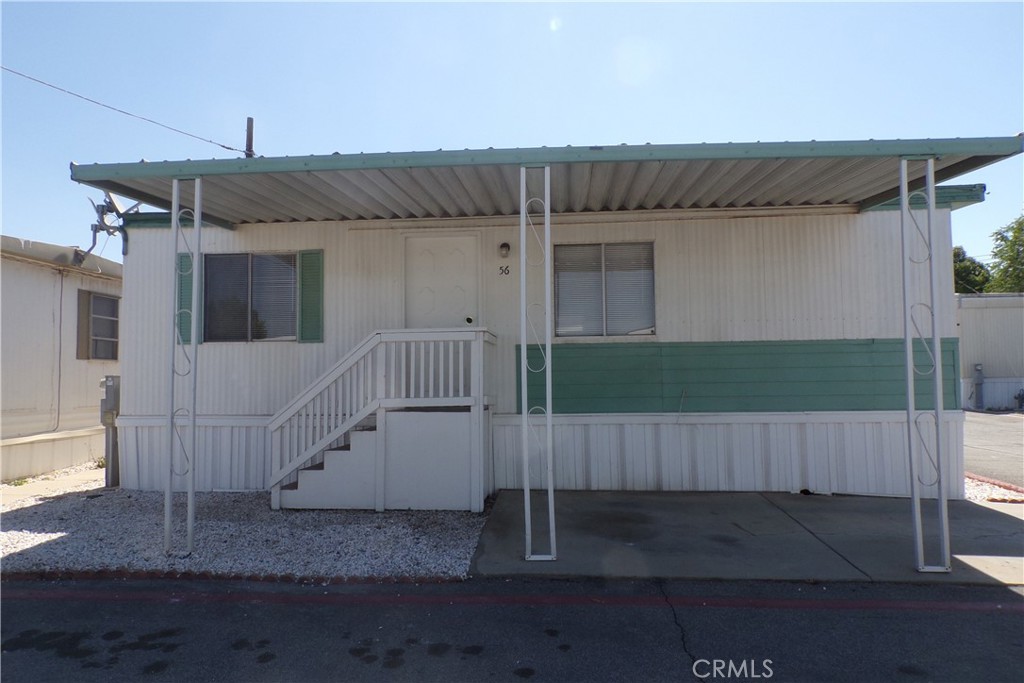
[202, 251, 298, 343]
[77, 290, 120, 360]
[553, 241, 656, 338]
[177, 249, 322, 345]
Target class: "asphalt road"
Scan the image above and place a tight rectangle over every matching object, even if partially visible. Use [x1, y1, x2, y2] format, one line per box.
[964, 412, 1024, 488]
[2, 577, 1021, 682]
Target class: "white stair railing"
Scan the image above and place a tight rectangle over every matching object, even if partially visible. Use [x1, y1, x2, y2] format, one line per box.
[268, 328, 495, 494]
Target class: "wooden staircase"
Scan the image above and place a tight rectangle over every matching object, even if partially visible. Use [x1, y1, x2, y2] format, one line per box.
[278, 422, 378, 509]
[267, 329, 495, 512]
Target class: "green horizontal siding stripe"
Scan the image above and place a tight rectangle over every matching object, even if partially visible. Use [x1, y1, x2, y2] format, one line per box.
[516, 338, 959, 414]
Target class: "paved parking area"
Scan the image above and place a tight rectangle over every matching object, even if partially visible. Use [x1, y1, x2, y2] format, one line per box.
[964, 411, 1024, 488]
[472, 490, 1024, 585]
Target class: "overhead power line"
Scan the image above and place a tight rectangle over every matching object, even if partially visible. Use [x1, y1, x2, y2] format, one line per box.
[2, 65, 246, 154]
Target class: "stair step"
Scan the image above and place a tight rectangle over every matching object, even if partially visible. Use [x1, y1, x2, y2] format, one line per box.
[280, 481, 298, 491]
[299, 461, 325, 472]
[326, 445, 351, 452]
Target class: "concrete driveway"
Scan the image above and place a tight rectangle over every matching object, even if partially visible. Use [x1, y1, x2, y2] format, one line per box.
[473, 412, 1024, 586]
[964, 411, 1024, 488]
[471, 490, 1024, 585]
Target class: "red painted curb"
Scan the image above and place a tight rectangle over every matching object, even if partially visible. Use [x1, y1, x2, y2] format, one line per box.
[1, 583, 1021, 614]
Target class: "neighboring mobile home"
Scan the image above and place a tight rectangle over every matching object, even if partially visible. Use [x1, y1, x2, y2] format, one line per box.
[69, 137, 1023, 511]
[956, 293, 1024, 410]
[1, 236, 122, 480]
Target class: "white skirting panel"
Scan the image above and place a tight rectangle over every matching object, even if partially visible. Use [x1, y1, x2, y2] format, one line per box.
[491, 412, 965, 499]
[117, 416, 269, 492]
[1, 427, 105, 481]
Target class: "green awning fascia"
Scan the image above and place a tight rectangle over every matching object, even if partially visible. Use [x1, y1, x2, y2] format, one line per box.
[121, 213, 226, 229]
[70, 136, 1024, 182]
[866, 184, 987, 212]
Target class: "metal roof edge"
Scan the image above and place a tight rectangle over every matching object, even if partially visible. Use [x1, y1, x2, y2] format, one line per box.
[69, 136, 1024, 182]
[0, 235, 123, 278]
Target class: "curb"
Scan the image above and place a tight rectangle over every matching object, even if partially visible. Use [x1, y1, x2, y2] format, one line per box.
[965, 471, 1024, 495]
[0, 569, 467, 585]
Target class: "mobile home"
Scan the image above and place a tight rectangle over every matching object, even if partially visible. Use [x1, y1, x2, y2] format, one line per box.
[70, 137, 1023, 511]
[1, 236, 122, 480]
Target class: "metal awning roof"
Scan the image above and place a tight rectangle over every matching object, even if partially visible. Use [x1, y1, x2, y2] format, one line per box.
[70, 136, 1023, 228]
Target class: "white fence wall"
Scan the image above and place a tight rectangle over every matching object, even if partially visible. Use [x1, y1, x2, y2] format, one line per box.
[492, 412, 964, 500]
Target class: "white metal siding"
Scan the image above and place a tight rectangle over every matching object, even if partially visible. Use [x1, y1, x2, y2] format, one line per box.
[121, 224, 406, 418]
[492, 412, 964, 499]
[957, 294, 1024, 378]
[118, 208, 959, 493]
[123, 209, 955, 419]
[956, 294, 1024, 410]
[117, 416, 267, 491]
[1, 257, 120, 438]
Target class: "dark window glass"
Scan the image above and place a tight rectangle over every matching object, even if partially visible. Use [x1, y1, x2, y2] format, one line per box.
[204, 253, 297, 342]
[89, 293, 119, 359]
[204, 254, 250, 342]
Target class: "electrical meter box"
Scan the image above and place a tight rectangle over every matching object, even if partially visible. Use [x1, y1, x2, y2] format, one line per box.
[100, 375, 120, 486]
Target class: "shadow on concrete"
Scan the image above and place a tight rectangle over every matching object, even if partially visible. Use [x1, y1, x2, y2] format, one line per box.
[471, 490, 1024, 586]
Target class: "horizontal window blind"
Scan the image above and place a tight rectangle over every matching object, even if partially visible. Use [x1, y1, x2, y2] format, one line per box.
[605, 243, 654, 335]
[555, 242, 654, 337]
[252, 254, 297, 340]
[555, 244, 604, 336]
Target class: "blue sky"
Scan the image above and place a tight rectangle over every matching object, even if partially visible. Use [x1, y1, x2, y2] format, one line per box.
[2, 1, 1022, 264]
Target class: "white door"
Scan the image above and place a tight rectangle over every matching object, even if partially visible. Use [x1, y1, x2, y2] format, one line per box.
[405, 236, 479, 328]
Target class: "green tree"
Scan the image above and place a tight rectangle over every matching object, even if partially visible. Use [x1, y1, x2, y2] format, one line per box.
[952, 246, 991, 293]
[988, 215, 1024, 293]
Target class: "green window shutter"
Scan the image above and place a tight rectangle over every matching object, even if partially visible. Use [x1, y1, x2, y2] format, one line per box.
[76, 289, 91, 359]
[177, 253, 193, 344]
[298, 250, 324, 343]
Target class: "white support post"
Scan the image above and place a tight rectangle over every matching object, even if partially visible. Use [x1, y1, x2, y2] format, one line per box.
[375, 343, 387, 512]
[165, 179, 180, 555]
[520, 165, 556, 561]
[374, 408, 387, 513]
[470, 331, 485, 513]
[165, 177, 202, 557]
[924, 158, 951, 568]
[542, 167, 556, 558]
[187, 177, 202, 553]
[899, 158, 951, 573]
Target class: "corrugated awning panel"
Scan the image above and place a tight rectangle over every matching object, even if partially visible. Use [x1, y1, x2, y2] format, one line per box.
[70, 137, 1023, 226]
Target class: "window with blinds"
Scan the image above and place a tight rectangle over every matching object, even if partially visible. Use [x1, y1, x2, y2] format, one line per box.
[204, 253, 297, 342]
[554, 242, 655, 337]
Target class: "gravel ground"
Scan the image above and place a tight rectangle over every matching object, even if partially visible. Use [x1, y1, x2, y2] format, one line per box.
[1, 465, 486, 581]
[963, 475, 1024, 503]
[2, 466, 1020, 580]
